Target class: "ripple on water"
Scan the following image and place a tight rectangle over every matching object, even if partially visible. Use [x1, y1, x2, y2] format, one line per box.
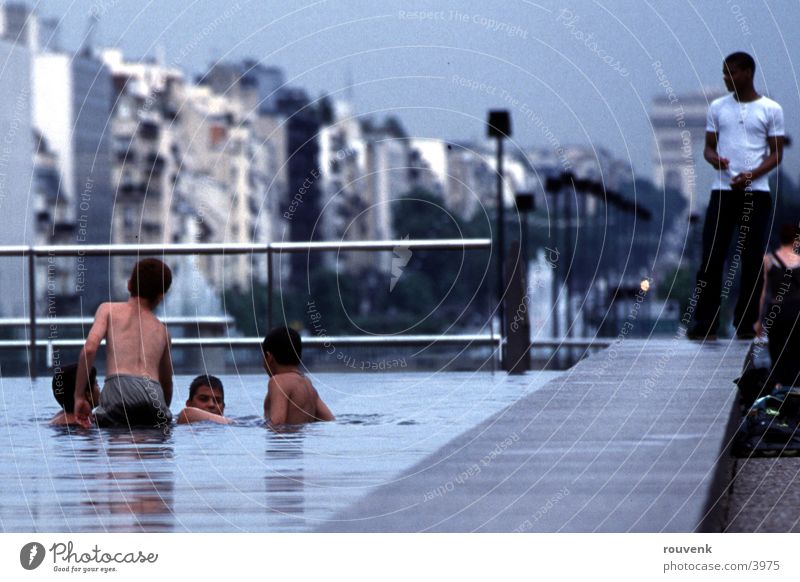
[0, 371, 561, 532]
[334, 414, 388, 426]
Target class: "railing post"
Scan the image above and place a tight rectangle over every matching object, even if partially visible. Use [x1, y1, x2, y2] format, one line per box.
[28, 247, 36, 379]
[490, 316, 497, 374]
[267, 244, 273, 331]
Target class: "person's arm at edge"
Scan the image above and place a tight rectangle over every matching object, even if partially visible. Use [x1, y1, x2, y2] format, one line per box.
[49, 412, 67, 426]
[314, 393, 335, 421]
[266, 377, 289, 425]
[177, 407, 231, 425]
[739, 135, 784, 183]
[704, 131, 729, 170]
[158, 329, 173, 406]
[90, 382, 100, 407]
[74, 304, 109, 428]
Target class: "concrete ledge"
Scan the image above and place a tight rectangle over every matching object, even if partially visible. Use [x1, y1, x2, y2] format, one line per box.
[318, 339, 750, 532]
[725, 457, 800, 532]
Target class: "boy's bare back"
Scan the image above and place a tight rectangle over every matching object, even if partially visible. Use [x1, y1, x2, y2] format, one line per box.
[74, 258, 174, 428]
[90, 301, 171, 379]
[264, 372, 333, 425]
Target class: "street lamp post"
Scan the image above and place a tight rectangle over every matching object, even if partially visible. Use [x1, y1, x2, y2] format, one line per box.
[545, 174, 570, 341]
[516, 191, 536, 266]
[487, 111, 511, 344]
[507, 191, 536, 374]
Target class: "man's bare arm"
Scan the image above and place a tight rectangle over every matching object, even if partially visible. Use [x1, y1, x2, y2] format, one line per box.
[177, 407, 231, 425]
[755, 254, 770, 336]
[314, 395, 335, 421]
[266, 377, 289, 425]
[731, 135, 784, 189]
[704, 131, 729, 170]
[158, 330, 174, 406]
[74, 304, 109, 427]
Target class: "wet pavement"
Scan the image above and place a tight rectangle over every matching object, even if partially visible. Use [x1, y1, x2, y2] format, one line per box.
[319, 338, 752, 532]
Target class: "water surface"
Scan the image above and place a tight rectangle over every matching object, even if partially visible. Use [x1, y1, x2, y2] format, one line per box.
[0, 371, 558, 532]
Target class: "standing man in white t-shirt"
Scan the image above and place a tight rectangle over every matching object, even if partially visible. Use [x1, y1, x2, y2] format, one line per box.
[688, 52, 785, 340]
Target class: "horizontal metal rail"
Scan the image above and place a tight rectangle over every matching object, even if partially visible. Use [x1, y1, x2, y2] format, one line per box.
[2, 239, 493, 378]
[0, 316, 234, 327]
[0, 334, 501, 349]
[0, 239, 491, 257]
[0, 336, 615, 349]
[527, 338, 613, 348]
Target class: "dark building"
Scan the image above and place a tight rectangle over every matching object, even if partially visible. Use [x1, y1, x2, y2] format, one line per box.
[275, 87, 323, 285]
[201, 61, 323, 286]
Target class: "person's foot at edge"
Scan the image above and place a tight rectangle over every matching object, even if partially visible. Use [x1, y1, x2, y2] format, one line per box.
[687, 324, 718, 341]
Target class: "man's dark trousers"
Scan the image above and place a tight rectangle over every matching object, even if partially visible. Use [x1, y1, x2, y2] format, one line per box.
[693, 189, 772, 334]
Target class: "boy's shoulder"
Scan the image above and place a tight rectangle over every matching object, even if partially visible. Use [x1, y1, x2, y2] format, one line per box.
[101, 300, 163, 320]
[269, 372, 311, 389]
[96, 301, 125, 313]
[94, 302, 128, 323]
[269, 371, 300, 383]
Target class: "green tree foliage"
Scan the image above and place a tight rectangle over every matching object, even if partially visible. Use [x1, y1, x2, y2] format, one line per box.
[223, 187, 492, 336]
[390, 187, 493, 331]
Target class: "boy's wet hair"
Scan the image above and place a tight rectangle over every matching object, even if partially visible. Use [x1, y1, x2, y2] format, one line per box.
[188, 374, 224, 400]
[52, 363, 97, 413]
[130, 258, 172, 303]
[725, 51, 756, 74]
[262, 326, 302, 366]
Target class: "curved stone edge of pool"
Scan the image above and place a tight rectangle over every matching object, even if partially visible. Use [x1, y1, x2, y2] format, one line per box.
[316, 338, 751, 532]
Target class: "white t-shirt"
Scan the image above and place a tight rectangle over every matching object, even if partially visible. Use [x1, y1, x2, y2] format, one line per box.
[706, 94, 784, 192]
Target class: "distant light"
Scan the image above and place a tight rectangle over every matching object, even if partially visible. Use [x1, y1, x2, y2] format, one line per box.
[640, 279, 651, 293]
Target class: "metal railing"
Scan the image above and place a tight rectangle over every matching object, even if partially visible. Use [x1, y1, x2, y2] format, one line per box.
[0, 316, 235, 327]
[0, 239, 494, 377]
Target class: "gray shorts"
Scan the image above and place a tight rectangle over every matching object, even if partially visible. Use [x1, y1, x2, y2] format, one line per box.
[94, 374, 173, 428]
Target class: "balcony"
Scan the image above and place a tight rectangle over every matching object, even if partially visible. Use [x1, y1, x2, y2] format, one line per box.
[119, 181, 147, 197]
[146, 152, 167, 175]
[138, 120, 160, 141]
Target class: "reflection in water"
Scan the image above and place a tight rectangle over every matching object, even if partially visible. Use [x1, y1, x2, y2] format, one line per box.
[334, 414, 387, 426]
[265, 430, 305, 520]
[79, 429, 175, 532]
[1, 372, 555, 532]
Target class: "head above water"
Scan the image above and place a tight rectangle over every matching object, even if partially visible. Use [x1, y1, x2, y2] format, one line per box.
[53, 363, 97, 413]
[261, 326, 302, 374]
[186, 374, 225, 415]
[128, 258, 172, 306]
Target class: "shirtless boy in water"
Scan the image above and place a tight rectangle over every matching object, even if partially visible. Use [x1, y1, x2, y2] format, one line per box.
[262, 327, 334, 425]
[177, 374, 231, 425]
[74, 259, 174, 429]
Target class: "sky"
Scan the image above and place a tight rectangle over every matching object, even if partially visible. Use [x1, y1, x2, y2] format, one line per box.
[34, 0, 800, 182]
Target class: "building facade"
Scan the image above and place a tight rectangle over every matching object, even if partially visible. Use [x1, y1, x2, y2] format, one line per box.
[33, 50, 114, 311]
[650, 90, 724, 209]
[0, 37, 33, 317]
